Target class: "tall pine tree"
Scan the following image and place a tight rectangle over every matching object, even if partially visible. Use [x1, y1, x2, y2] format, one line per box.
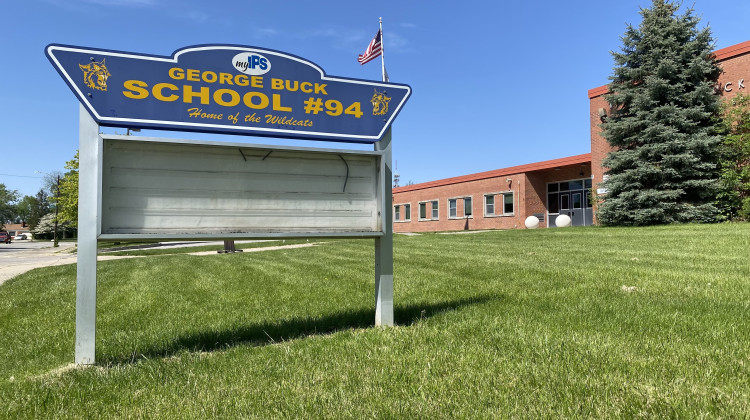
[598, 0, 723, 226]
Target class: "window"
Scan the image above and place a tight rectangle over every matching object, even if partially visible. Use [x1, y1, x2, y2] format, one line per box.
[485, 192, 513, 217]
[503, 192, 514, 215]
[548, 193, 559, 214]
[568, 180, 583, 190]
[394, 203, 411, 222]
[418, 201, 438, 221]
[485, 194, 495, 216]
[572, 193, 582, 209]
[448, 197, 472, 219]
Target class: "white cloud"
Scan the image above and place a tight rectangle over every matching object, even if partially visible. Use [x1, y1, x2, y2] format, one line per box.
[382, 32, 411, 53]
[253, 28, 279, 39]
[294, 27, 411, 55]
[184, 10, 209, 24]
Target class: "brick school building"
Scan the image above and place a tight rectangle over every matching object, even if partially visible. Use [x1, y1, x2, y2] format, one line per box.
[393, 40, 750, 231]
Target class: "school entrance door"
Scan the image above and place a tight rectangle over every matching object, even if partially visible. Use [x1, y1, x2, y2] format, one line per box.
[547, 178, 593, 227]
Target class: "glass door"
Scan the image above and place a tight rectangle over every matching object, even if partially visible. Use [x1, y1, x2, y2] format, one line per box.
[571, 192, 583, 226]
[560, 193, 570, 215]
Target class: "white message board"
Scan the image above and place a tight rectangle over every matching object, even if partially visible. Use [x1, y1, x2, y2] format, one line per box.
[100, 136, 382, 239]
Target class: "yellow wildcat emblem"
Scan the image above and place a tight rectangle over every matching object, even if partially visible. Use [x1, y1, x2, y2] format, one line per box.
[370, 89, 391, 116]
[79, 59, 110, 91]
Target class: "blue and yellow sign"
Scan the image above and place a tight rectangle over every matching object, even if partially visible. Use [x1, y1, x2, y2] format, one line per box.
[46, 44, 411, 144]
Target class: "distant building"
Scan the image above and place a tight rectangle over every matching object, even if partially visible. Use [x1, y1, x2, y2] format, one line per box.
[393, 40, 750, 231]
[4, 223, 31, 238]
[393, 154, 592, 231]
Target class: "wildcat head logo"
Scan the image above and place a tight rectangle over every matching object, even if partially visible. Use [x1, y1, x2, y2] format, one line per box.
[370, 89, 391, 116]
[79, 59, 110, 91]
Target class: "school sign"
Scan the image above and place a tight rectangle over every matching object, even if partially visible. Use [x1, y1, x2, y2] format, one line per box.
[47, 43, 409, 365]
[46, 44, 411, 143]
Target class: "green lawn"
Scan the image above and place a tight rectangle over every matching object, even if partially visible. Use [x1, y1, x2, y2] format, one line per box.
[1, 224, 749, 418]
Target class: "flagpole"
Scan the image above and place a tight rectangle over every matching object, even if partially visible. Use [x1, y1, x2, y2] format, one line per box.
[379, 17, 386, 82]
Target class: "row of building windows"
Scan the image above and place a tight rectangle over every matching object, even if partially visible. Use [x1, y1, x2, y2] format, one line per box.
[394, 192, 514, 222]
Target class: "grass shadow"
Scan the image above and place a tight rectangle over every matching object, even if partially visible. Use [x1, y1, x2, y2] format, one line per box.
[100, 293, 500, 366]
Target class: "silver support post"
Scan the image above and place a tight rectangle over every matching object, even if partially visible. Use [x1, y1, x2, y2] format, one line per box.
[374, 128, 394, 326]
[76, 104, 100, 364]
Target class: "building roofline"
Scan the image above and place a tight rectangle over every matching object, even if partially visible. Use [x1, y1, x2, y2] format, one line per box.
[393, 153, 592, 194]
[713, 40, 750, 61]
[587, 39, 750, 99]
[587, 85, 610, 99]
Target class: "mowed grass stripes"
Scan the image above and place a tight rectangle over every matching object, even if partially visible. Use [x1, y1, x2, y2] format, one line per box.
[1, 224, 749, 418]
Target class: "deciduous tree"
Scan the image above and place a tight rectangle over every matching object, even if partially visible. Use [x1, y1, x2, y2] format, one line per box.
[0, 184, 20, 230]
[57, 151, 79, 227]
[29, 189, 52, 230]
[716, 93, 750, 220]
[15, 195, 36, 226]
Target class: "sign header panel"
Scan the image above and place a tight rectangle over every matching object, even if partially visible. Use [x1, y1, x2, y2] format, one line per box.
[46, 44, 411, 143]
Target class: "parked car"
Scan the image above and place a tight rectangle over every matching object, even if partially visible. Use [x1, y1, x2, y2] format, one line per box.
[14, 233, 30, 240]
[0, 231, 11, 244]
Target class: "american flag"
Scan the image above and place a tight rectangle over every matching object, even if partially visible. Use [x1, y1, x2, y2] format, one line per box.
[357, 30, 382, 65]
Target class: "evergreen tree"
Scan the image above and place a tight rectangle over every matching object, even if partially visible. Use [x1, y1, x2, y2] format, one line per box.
[598, 0, 723, 226]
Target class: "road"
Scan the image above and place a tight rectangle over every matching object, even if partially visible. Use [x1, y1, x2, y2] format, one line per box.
[0, 240, 78, 285]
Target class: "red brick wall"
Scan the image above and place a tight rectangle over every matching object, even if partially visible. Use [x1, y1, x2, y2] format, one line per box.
[589, 95, 610, 194]
[393, 175, 525, 232]
[392, 164, 591, 232]
[716, 51, 750, 101]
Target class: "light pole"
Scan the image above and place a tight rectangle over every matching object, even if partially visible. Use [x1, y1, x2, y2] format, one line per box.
[53, 175, 60, 247]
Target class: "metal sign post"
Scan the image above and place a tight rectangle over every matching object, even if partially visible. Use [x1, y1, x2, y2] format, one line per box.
[375, 128, 393, 326]
[76, 104, 101, 365]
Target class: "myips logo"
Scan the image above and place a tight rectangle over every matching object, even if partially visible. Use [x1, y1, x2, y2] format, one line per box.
[232, 52, 271, 76]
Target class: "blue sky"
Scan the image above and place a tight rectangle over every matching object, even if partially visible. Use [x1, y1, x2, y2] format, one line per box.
[2, 0, 749, 197]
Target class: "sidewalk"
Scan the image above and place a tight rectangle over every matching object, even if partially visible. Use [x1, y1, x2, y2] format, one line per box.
[0, 241, 320, 287]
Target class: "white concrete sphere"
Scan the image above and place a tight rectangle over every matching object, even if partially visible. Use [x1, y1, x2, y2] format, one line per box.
[555, 214, 572, 228]
[524, 216, 540, 229]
